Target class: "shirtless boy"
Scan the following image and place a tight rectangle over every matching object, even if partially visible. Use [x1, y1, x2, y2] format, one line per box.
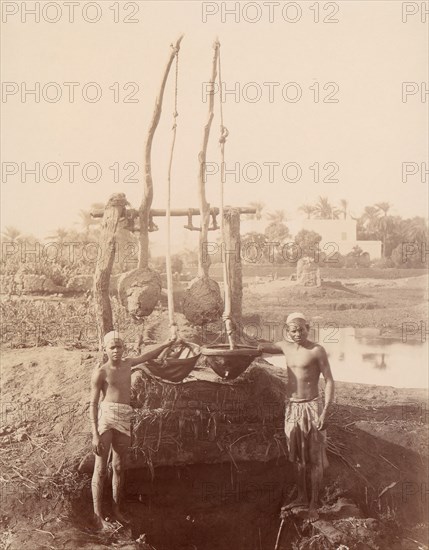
[258, 312, 335, 520]
[90, 330, 177, 530]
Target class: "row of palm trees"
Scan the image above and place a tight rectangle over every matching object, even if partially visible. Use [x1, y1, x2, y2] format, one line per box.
[247, 197, 350, 222]
[245, 198, 428, 259]
[2, 199, 427, 261]
[1, 203, 104, 245]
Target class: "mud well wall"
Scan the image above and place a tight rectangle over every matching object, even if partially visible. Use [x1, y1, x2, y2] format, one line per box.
[128, 364, 288, 469]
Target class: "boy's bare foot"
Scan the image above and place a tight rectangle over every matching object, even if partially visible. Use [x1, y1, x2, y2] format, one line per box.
[94, 514, 115, 531]
[282, 497, 309, 510]
[308, 505, 319, 522]
[112, 507, 130, 525]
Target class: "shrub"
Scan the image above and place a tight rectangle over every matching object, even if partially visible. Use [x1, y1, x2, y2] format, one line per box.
[390, 243, 428, 268]
[371, 257, 395, 268]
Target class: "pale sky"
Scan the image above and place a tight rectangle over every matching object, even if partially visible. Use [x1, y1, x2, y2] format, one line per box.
[1, 0, 428, 253]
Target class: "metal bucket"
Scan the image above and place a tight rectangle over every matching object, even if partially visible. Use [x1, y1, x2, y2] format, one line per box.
[200, 344, 261, 380]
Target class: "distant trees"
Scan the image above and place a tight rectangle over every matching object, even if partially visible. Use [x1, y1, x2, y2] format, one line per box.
[296, 198, 427, 263]
[298, 204, 315, 219]
[46, 227, 69, 244]
[262, 209, 290, 246]
[357, 204, 428, 260]
[1, 226, 22, 242]
[312, 196, 340, 220]
[294, 229, 322, 258]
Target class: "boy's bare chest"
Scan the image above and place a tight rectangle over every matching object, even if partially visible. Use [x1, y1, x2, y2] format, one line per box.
[285, 347, 316, 369]
[104, 368, 131, 388]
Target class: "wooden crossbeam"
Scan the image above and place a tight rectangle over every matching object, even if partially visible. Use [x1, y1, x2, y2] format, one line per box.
[90, 206, 257, 219]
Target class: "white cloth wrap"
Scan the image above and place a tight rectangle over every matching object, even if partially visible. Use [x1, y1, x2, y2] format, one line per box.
[98, 401, 133, 437]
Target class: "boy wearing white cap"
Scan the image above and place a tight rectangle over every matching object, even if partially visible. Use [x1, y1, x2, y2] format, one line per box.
[258, 312, 335, 521]
[90, 331, 176, 530]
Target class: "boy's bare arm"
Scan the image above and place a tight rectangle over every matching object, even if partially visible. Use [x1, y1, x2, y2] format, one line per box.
[128, 339, 175, 367]
[257, 341, 283, 354]
[317, 345, 335, 430]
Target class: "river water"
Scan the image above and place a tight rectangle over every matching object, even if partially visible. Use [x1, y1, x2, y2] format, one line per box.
[263, 327, 428, 389]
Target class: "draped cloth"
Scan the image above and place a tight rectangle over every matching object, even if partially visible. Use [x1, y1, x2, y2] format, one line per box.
[98, 401, 133, 437]
[284, 397, 329, 469]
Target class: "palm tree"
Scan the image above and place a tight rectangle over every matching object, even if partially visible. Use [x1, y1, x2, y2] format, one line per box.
[1, 226, 22, 242]
[298, 204, 315, 219]
[374, 204, 392, 258]
[46, 228, 69, 244]
[313, 196, 340, 220]
[375, 202, 391, 217]
[339, 199, 348, 220]
[266, 209, 287, 223]
[264, 210, 289, 245]
[403, 217, 429, 243]
[378, 217, 395, 258]
[361, 206, 380, 231]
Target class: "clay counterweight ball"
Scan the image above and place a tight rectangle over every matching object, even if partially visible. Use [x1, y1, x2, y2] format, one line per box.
[182, 276, 223, 326]
[118, 268, 162, 320]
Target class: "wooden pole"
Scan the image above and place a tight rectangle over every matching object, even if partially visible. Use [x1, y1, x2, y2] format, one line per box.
[165, 50, 179, 339]
[197, 40, 219, 278]
[223, 207, 242, 326]
[93, 193, 128, 346]
[140, 35, 184, 268]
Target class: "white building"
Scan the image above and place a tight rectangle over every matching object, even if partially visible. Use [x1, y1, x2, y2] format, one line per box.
[287, 219, 382, 259]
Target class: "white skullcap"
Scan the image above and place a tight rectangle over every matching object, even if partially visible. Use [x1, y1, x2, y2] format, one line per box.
[103, 330, 124, 347]
[286, 312, 307, 325]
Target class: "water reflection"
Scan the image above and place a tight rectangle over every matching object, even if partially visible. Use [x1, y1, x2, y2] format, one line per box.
[263, 328, 428, 388]
[362, 352, 387, 370]
[322, 328, 427, 388]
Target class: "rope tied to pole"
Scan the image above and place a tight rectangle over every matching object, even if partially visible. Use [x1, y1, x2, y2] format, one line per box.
[172, 44, 179, 130]
[165, 47, 180, 341]
[216, 39, 234, 350]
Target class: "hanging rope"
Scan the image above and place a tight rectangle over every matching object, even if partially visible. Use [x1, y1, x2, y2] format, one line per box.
[165, 45, 180, 340]
[217, 40, 234, 350]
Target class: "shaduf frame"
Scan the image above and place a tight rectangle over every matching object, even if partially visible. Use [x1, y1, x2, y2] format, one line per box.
[91, 37, 260, 382]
